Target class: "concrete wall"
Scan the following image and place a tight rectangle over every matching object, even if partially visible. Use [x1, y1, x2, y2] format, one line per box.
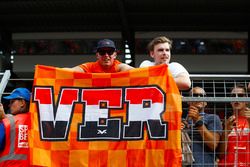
[12, 54, 248, 78]
[135, 54, 248, 73]
[10, 31, 248, 77]
[13, 54, 124, 77]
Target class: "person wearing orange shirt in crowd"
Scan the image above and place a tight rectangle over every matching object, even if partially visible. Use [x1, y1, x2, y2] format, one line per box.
[218, 84, 250, 166]
[69, 39, 134, 73]
[0, 88, 31, 167]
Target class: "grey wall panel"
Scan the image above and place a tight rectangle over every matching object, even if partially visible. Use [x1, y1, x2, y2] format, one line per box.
[13, 54, 248, 77]
[135, 54, 248, 73]
[13, 54, 123, 77]
[13, 55, 96, 72]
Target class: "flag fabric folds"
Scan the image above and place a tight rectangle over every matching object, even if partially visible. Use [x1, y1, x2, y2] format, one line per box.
[29, 64, 182, 167]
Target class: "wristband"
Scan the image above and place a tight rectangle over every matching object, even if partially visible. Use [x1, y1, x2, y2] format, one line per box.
[194, 120, 204, 128]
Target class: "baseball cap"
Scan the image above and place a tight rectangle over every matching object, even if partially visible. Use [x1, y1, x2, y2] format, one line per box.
[96, 39, 116, 51]
[3, 88, 31, 101]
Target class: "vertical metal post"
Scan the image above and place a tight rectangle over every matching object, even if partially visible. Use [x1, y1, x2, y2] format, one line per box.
[1, 31, 12, 72]
[0, 70, 11, 102]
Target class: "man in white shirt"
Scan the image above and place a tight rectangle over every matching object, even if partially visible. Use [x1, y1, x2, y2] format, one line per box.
[139, 36, 191, 90]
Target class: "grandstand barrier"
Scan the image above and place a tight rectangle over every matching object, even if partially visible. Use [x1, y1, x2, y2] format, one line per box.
[181, 74, 250, 166]
[0, 70, 11, 102]
[2, 73, 250, 166]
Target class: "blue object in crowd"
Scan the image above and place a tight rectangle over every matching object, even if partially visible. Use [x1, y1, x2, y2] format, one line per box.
[0, 122, 5, 150]
[3, 88, 31, 101]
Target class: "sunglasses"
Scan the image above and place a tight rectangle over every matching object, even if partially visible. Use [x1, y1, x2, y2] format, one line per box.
[98, 49, 115, 56]
[230, 93, 246, 97]
[191, 93, 206, 97]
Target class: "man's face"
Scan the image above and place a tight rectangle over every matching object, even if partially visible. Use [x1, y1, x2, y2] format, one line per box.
[150, 42, 171, 65]
[96, 47, 117, 68]
[189, 87, 207, 111]
[9, 99, 24, 115]
[230, 87, 247, 111]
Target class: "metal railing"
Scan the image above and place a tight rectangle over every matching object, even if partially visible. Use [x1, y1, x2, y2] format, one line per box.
[182, 74, 250, 102]
[181, 74, 250, 167]
[0, 70, 11, 102]
[1, 73, 250, 166]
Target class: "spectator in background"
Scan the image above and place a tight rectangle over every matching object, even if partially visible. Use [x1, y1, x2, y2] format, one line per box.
[232, 39, 246, 54]
[0, 88, 31, 167]
[67, 39, 134, 73]
[194, 39, 207, 54]
[184, 86, 222, 166]
[139, 36, 191, 90]
[218, 84, 250, 166]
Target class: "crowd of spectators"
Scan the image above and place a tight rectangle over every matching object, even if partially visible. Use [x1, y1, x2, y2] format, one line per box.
[1, 37, 250, 166]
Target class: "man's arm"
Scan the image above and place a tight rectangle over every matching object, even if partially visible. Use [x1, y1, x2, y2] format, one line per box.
[63, 66, 85, 72]
[174, 72, 191, 90]
[118, 63, 134, 72]
[0, 103, 6, 121]
[242, 108, 250, 126]
[196, 124, 221, 151]
[188, 106, 221, 151]
[217, 131, 229, 158]
[217, 116, 235, 157]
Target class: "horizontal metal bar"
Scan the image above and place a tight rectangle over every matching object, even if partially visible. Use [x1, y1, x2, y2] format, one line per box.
[190, 74, 250, 80]
[182, 97, 250, 102]
[0, 70, 11, 102]
[9, 78, 34, 81]
[6, 74, 250, 81]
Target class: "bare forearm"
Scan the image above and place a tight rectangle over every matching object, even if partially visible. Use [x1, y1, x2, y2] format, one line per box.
[174, 74, 191, 90]
[63, 66, 85, 72]
[119, 64, 134, 72]
[197, 125, 220, 151]
[217, 131, 229, 157]
[0, 113, 5, 121]
[0, 104, 6, 121]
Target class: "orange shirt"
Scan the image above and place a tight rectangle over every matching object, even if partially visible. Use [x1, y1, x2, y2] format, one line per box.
[78, 60, 121, 73]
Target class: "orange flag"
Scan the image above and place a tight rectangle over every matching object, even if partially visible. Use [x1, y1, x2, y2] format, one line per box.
[29, 64, 182, 167]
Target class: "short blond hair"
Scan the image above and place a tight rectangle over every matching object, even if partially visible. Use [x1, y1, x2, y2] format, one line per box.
[147, 36, 172, 52]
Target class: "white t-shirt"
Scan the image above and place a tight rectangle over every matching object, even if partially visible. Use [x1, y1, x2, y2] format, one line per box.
[139, 60, 189, 78]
